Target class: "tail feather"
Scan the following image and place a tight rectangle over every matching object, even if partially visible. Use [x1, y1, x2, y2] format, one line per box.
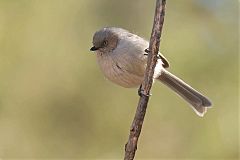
[157, 69, 212, 117]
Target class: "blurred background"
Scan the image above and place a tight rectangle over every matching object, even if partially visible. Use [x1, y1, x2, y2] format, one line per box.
[0, 0, 238, 159]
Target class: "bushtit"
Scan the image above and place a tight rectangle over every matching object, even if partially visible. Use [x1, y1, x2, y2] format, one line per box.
[90, 27, 211, 117]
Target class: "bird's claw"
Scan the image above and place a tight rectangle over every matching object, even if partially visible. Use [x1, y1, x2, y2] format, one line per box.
[138, 85, 152, 97]
[144, 48, 161, 59]
[144, 48, 150, 54]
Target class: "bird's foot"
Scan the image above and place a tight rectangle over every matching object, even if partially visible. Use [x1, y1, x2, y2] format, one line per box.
[144, 48, 161, 59]
[138, 84, 152, 97]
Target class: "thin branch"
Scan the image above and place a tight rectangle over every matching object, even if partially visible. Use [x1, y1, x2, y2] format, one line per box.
[124, 0, 167, 160]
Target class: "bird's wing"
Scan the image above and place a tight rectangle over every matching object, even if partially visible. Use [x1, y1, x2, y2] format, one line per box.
[159, 53, 170, 68]
[144, 48, 170, 68]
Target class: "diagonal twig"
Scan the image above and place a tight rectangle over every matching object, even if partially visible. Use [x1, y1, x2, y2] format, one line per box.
[124, 0, 167, 159]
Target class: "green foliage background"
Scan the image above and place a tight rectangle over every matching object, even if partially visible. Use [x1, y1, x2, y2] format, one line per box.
[0, 0, 238, 159]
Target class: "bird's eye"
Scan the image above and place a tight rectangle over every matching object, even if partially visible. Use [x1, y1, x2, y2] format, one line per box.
[103, 40, 108, 46]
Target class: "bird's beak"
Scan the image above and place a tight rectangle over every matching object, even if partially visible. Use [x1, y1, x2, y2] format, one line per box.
[90, 46, 98, 51]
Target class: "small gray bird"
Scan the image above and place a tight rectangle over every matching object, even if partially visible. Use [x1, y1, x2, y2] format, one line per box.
[90, 27, 211, 117]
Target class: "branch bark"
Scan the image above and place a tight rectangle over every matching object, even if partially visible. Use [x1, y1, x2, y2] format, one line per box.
[124, 0, 167, 159]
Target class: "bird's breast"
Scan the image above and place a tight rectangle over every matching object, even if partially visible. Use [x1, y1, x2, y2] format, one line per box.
[96, 53, 144, 88]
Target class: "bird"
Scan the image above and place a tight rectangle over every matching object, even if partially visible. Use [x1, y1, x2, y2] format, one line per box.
[90, 27, 212, 117]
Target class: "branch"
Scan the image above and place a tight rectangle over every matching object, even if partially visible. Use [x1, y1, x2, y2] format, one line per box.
[124, 0, 167, 159]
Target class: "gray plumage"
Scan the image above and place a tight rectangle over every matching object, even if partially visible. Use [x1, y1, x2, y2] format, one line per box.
[91, 27, 212, 117]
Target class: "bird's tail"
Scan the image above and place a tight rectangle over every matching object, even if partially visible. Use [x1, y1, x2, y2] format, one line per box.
[157, 69, 212, 117]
